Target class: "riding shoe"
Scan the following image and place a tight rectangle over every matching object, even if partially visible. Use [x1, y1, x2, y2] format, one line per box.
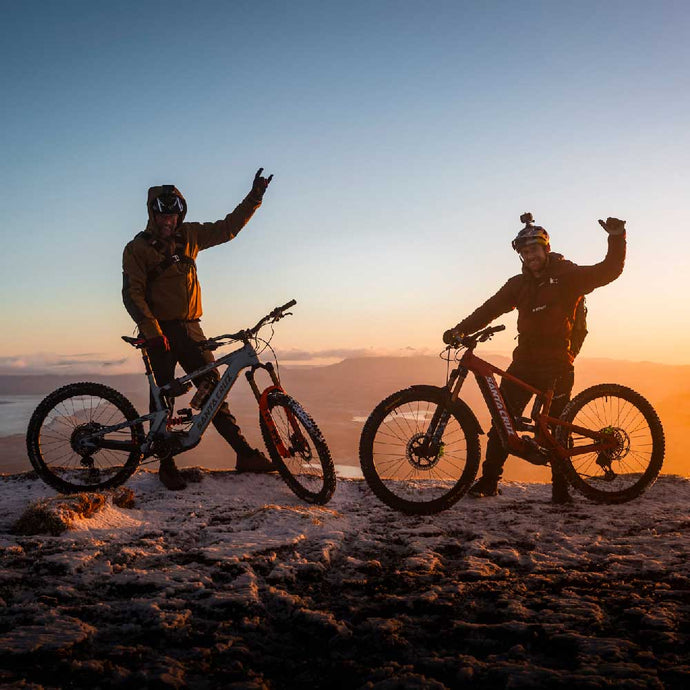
[468, 476, 501, 498]
[235, 448, 276, 473]
[159, 456, 188, 491]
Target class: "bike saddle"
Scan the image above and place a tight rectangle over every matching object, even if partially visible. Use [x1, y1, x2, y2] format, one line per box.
[121, 336, 147, 349]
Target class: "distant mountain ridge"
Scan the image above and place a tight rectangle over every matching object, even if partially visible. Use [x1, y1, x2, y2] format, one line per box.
[0, 374, 143, 396]
[2, 354, 688, 396]
[2, 355, 686, 478]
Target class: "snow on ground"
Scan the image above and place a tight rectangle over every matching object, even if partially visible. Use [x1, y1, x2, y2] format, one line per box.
[0, 469, 689, 689]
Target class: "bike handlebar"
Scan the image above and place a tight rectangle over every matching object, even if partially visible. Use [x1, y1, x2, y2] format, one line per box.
[272, 299, 297, 317]
[200, 299, 297, 349]
[477, 324, 506, 339]
[449, 324, 505, 350]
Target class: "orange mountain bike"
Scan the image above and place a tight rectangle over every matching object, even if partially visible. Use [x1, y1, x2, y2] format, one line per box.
[359, 325, 664, 514]
[27, 301, 336, 505]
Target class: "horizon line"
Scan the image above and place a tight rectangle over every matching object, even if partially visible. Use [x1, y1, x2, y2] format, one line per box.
[1, 351, 689, 377]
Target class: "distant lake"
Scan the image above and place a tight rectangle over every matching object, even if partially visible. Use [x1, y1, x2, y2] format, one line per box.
[0, 396, 44, 436]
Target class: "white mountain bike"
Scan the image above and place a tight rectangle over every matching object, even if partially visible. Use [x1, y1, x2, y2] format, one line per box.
[26, 300, 336, 504]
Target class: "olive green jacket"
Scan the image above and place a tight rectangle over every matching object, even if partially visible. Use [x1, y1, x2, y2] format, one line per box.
[122, 185, 262, 338]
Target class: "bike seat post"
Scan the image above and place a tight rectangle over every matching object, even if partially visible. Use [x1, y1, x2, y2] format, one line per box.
[140, 347, 154, 377]
[140, 347, 166, 411]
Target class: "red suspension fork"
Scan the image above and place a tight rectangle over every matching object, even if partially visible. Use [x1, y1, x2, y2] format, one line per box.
[246, 363, 307, 459]
[258, 385, 295, 457]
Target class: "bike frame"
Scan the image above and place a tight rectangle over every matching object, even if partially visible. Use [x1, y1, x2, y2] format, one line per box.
[440, 344, 618, 464]
[81, 340, 305, 461]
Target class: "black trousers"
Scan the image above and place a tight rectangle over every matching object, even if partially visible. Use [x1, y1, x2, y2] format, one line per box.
[482, 359, 575, 491]
[147, 320, 252, 455]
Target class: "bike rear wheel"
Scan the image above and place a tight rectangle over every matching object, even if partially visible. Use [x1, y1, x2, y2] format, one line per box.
[260, 391, 336, 505]
[26, 382, 144, 494]
[556, 383, 664, 504]
[359, 385, 481, 515]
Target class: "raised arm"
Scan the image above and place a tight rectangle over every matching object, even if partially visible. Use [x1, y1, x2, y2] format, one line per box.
[563, 218, 626, 296]
[190, 168, 273, 251]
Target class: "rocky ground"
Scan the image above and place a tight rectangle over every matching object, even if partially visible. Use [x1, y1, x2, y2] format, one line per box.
[0, 471, 689, 689]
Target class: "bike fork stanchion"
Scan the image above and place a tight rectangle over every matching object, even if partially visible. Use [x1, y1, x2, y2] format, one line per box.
[246, 364, 307, 459]
[426, 405, 452, 448]
[257, 384, 307, 458]
[245, 362, 281, 398]
[449, 367, 469, 403]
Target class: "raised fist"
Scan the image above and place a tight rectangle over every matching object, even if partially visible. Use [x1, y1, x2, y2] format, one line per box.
[598, 217, 626, 235]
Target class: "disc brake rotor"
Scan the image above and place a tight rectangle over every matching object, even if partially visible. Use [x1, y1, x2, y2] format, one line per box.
[406, 433, 443, 470]
[289, 432, 312, 460]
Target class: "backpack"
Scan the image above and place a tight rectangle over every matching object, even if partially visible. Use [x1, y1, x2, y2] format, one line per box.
[569, 296, 588, 358]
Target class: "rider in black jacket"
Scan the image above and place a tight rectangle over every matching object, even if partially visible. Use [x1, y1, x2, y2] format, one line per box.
[444, 214, 626, 503]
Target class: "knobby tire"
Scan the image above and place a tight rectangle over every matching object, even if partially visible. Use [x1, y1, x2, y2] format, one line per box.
[556, 383, 664, 504]
[26, 382, 144, 494]
[359, 385, 481, 515]
[260, 391, 336, 505]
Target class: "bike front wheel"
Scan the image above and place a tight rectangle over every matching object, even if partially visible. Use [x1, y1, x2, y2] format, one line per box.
[260, 391, 336, 505]
[359, 385, 481, 515]
[556, 383, 665, 504]
[26, 382, 145, 494]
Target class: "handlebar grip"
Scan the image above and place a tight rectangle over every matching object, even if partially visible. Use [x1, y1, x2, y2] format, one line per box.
[198, 340, 219, 351]
[270, 299, 297, 318]
[494, 325, 506, 332]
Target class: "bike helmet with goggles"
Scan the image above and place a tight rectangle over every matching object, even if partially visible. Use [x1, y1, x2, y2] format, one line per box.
[150, 189, 184, 215]
[511, 213, 550, 253]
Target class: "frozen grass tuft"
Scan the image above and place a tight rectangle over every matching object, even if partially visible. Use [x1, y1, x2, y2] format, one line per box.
[112, 486, 136, 509]
[12, 492, 107, 535]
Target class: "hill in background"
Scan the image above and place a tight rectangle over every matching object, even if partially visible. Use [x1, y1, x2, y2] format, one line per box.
[1, 355, 687, 480]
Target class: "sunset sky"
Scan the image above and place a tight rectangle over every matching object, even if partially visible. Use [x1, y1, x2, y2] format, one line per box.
[2, 1, 688, 373]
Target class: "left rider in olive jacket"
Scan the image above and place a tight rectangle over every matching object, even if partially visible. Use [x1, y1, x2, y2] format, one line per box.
[122, 169, 274, 490]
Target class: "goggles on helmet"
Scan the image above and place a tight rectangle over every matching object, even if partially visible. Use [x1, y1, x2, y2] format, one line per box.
[511, 225, 550, 252]
[151, 193, 184, 215]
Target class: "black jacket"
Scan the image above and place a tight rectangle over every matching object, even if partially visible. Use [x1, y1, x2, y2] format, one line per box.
[455, 234, 626, 366]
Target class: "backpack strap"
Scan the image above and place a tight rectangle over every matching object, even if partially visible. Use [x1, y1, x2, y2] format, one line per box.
[568, 295, 588, 358]
[138, 231, 196, 283]
[146, 253, 196, 283]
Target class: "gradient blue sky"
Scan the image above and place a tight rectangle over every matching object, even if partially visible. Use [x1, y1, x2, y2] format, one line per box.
[2, 0, 689, 373]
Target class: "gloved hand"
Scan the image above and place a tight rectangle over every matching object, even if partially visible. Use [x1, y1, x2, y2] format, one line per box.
[443, 328, 462, 345]
[251, 167, 273, 199]
[598, 217, 626, 235]
[145, 335, 170, 351]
